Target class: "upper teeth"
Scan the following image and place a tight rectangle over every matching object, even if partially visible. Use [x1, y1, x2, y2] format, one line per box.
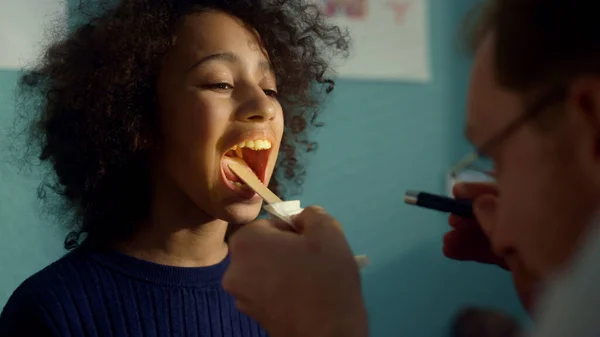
[231, 139, 272, 151]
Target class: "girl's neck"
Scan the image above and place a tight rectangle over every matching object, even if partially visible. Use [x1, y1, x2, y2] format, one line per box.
[116, 219, 229, 268]
[116, 176, 230, 267]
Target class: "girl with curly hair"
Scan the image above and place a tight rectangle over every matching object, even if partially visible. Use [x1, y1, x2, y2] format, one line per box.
[0, 0, 349, 335]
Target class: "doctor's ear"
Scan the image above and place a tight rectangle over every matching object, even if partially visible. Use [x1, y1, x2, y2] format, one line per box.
[566, 77, 600, 159]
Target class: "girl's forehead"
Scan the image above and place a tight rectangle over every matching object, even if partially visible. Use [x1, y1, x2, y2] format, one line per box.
[169, 11, 269, 65]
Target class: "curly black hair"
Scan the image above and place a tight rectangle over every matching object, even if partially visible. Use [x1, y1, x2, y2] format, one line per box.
[15, 0, 350, 249]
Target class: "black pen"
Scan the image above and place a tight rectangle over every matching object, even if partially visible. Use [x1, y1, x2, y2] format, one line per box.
[404, 190, 474, 218]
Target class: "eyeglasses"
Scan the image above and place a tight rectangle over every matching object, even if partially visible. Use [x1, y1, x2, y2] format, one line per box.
[450, 87, 566, 180]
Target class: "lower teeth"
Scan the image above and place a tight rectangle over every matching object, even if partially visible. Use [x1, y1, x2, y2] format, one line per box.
[231, 181, 246, 189]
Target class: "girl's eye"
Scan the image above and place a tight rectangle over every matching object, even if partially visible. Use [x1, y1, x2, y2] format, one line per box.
[263, 89, 278, 97]
[204, 83, 233, 91]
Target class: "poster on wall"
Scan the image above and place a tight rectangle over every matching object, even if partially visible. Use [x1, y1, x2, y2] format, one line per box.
[314, 0, 430, 82]
[0, 0, 67, 70]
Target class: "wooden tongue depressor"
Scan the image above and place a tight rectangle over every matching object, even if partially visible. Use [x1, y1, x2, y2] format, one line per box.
[229, 161, 299, 227]
[227, 162, 282, 204]
[228, 162, 370, 269]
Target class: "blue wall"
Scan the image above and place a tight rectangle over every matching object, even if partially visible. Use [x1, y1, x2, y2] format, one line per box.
[0, 70, 66, 304]
[0, 1, 525, 336]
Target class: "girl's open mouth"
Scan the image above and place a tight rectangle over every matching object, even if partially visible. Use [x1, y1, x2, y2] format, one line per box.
[220, 139, 272, 195]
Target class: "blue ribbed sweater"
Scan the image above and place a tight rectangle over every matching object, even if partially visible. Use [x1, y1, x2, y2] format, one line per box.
[0, 247, 267, 337]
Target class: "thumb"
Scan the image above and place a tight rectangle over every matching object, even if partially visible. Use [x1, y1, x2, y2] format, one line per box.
[473, 195, 497, 237]
[292, 206, 343, 236]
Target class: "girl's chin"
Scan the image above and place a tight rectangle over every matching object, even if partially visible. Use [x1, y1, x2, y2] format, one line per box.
[218, 202, 264, 225]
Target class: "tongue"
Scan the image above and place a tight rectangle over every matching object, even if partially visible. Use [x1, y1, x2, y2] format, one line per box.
[241, 150, 264, 182]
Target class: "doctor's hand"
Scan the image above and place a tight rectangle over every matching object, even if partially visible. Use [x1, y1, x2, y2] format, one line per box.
[443, 182, 539, 312]
[223, 206, 368, 337]
[443, 182, 507, 268]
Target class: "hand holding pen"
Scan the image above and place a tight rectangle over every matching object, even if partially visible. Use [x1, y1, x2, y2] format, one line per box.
[404, 182, 507, 269]
[442, 182, 538, 311]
